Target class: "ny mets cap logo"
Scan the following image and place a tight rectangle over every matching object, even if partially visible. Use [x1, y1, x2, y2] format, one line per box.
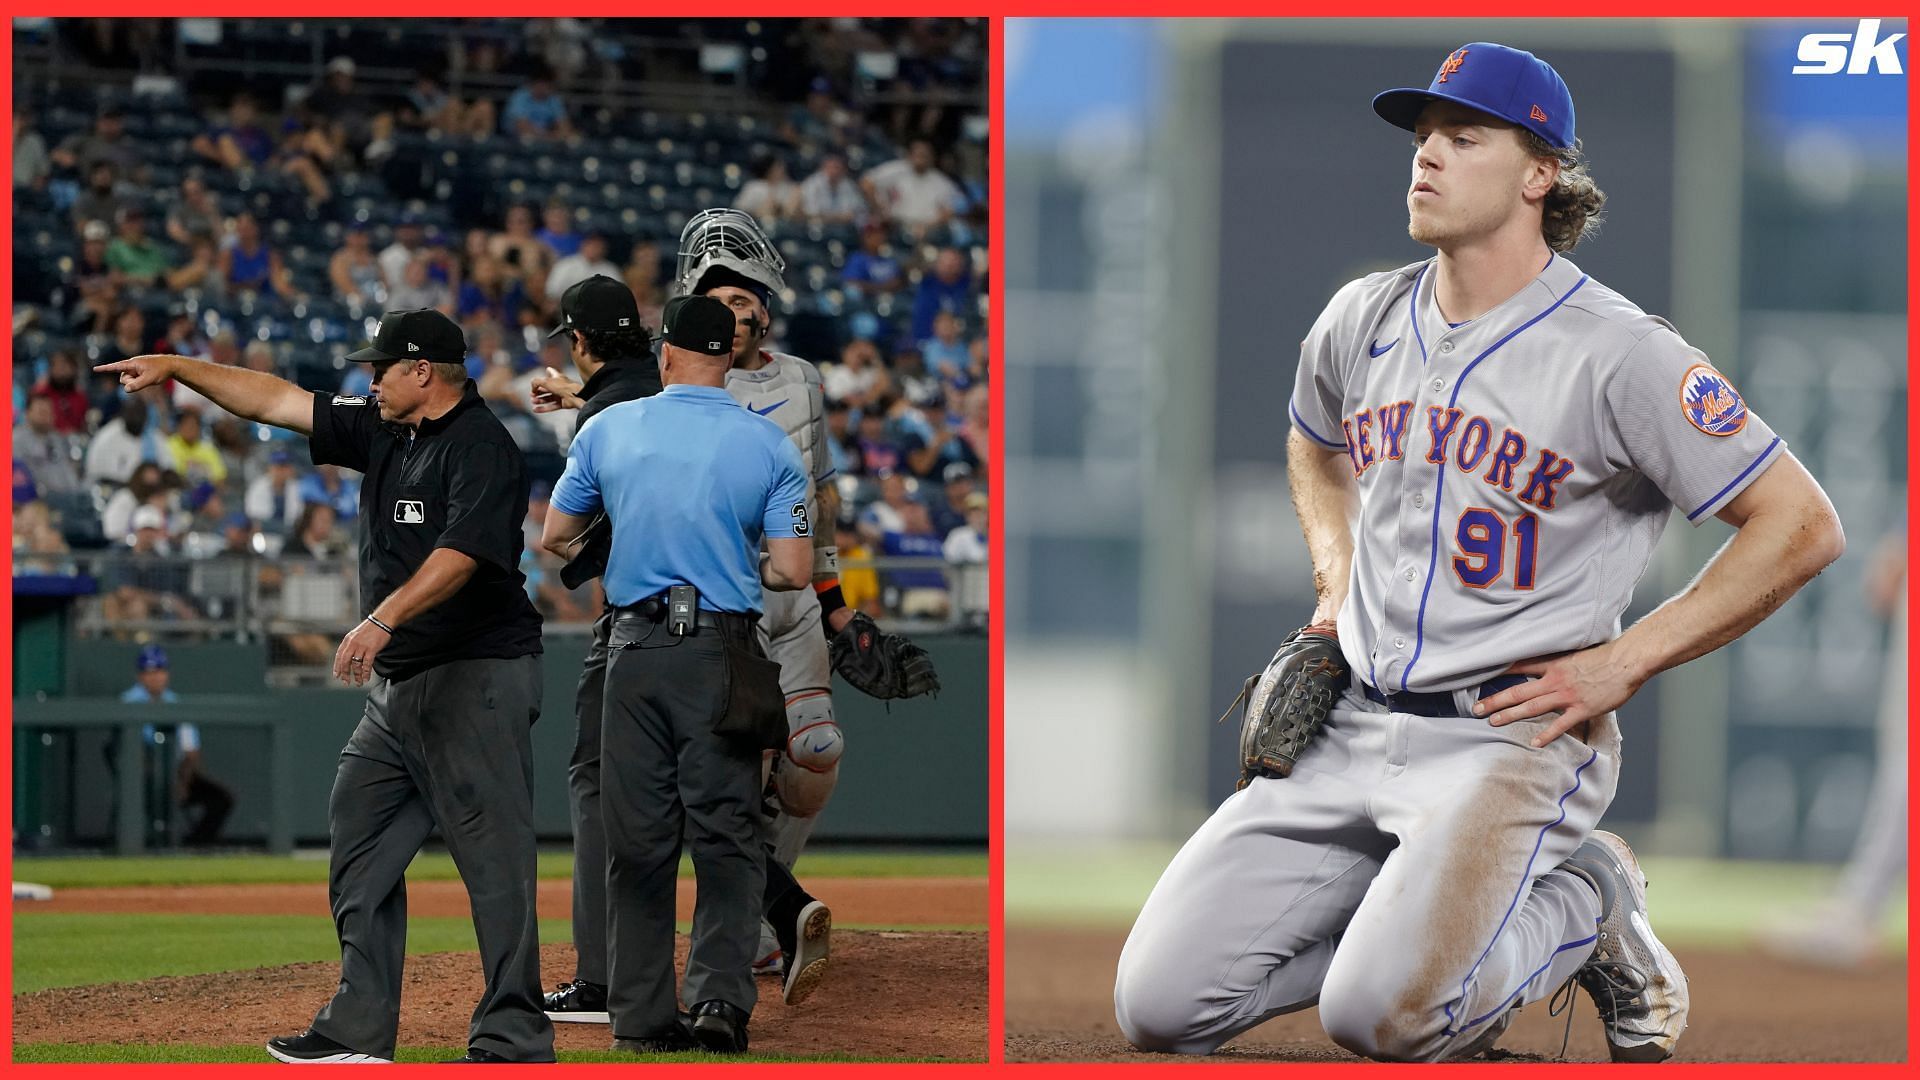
[1679, 363, 1748, 437]
[1438, 48, 1469, 82]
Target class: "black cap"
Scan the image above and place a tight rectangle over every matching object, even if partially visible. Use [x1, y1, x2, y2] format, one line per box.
[345, 309, 466, 365]
[660, 296, 735, 357]
[547, 275, 643, 339]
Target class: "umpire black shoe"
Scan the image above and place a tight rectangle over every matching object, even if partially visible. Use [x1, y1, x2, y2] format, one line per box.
[442, 1047, 511, 1063]
[265, 1029, 392, 1064]
[779, 898, 832, 1007]
[689, 999, 750, 1054]
[612, 1012, 697, 1054]
[543, 978, 610, 1024]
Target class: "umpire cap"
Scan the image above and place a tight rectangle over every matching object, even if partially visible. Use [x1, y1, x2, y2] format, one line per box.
[548, 275, 643, 339]
[660, 295, 735, 356]
[345, 309, 466, 365]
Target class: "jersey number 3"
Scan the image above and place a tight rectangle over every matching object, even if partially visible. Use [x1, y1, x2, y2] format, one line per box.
[1453, 508, 1538, 590]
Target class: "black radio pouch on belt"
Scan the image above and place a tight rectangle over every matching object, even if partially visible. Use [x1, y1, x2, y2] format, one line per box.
[668, 585, 698, 636]
[716, 637, 786, 751]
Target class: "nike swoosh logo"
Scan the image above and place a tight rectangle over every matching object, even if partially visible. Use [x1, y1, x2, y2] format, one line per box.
[750, 401, 784, 416]
[810, 740, 833, 754]
[1369, 338, 1399, 358]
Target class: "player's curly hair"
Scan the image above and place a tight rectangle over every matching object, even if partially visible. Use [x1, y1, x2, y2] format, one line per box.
[577, 325, 655, 363]
[1524, 133, 1606, 253]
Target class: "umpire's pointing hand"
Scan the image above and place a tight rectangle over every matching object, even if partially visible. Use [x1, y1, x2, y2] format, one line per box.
[93, 354, 175, 394]
[334, 618, 393, 687]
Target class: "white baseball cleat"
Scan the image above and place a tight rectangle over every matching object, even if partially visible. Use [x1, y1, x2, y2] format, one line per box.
[753, 918, 784, 976]
[1560, 830, 1689, 1062]
[783, 899, 832, 1007]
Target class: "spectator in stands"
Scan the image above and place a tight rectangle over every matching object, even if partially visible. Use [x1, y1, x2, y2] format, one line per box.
[70, 162, 126, 234]
[220, 212, 297, 298]
[858, 470, 917, 540]
[841, 220, 905, 297]
[502, 67, 574, 140]
[942, 491, 988, 627]
[933, 461, 977, 534]
[303, 56, 377, 154]
[64, 219, 120, 334]
[537, 200, 582, 259]
[105, 206, 172, 287]
[86, 397, 168, 486]
[286, 500, 349, 560]
[798, 152, 868, 223]
[955, 383, 988, 475]
[165, 173, 223, 247]
[923, 310, 972, 388]
[388, 254, 454, 314]
[855, 408, 906, 477]
[96, 307, 153, 372]
[329, 225, 385, 308]
[102, 504, 200, 625]
[52, 106, 141, 176]
[274, 103, 344, 204]
[823, 338, 886, 410]
[14, 105, 49, 191]
[863, 137, 964, 238]
[119, 645, 237, 846]
[379, 215, 427, 291]
[912, 247, 972, 342]
[783, 76, 851, 148]
[879, 501, 951, 620]
[297, 463, 360, 523]
[401, 70, 497, 138]
[12, 499, 71, 571]
[13, 397, 80, 496]
[891, 345, 943, 409]
[167, 237, 219, 295]
[623, 240, 666, 327]
[490, 204, 553, 291]
[545, 231, 621, 303]
[834, 521, 884, 619]
[31, 350, 90, 435]
[824, 400, 858, 477]
[157, 309, 210, 360]
[457, 253, 530, 326]
[735, 155, 802, 224]
[164, 409, 227, 487]
[192, 92, 274, 172]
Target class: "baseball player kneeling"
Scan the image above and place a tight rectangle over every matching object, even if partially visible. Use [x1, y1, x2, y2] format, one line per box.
[1114, 42, 1845, 1063]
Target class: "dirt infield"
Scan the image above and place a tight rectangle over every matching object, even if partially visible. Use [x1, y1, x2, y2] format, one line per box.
[14, 877, 987, 1060]
[31, 876, 987, 926]
[1006, 926, 1908, 1062]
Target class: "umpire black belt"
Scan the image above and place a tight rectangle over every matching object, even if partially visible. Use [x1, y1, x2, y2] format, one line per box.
[1360, 675, 1529, 718]
[614, 596, 758, 641]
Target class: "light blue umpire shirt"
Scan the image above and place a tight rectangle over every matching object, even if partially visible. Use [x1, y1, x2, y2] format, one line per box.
[551, 383, 811, 614]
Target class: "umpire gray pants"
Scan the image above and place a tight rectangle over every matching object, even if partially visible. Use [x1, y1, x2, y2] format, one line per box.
[309, 655, 555, 1062]
[567, 607, 615, 985]
[603, 614, 764, 1038]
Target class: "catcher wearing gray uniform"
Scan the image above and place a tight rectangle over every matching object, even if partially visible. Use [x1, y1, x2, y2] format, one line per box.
[673, 210, 940, 979]
[1114, 42, 1845, 1063]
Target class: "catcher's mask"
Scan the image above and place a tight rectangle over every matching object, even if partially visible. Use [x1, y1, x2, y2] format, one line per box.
[674, 208, 786, 307]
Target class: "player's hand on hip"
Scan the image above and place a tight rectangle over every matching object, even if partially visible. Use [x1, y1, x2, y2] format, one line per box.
[333, 618, 392, 687]
[1473, 642, 1642, 748]
[92, 354, 174, 393]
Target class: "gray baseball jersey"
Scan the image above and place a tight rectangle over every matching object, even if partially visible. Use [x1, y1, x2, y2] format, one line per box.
[1288, 253, 1785, 695]
[726, 351, 834, 502]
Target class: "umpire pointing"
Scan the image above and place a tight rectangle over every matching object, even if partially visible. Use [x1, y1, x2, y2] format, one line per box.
[542, 294, 811, 1054]
[97, 309, 554, 1065]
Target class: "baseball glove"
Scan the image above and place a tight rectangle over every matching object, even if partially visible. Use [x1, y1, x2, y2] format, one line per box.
[830, 611, 941, 700]
[1227, 621, 1349, 788]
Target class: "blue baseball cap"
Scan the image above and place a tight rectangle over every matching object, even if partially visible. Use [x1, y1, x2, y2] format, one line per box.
[1373, 43, 1575, 149]
[137, 644, 169, 671]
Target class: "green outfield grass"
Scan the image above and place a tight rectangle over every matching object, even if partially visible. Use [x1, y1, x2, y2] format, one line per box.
[12, 847, 986, 889]
[1006, 843, 1909, 950]
[12, 1042, 957, 1063]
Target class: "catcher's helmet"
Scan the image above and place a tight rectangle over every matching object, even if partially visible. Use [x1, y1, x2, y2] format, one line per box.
[674, 208, 787, 304]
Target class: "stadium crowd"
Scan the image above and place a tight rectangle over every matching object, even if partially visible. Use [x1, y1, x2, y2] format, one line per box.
[13, 18, 991, 642]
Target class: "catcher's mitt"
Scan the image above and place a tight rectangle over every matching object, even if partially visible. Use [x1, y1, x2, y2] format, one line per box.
[830, 611, 940, 700]
[1226, 621, 1349, 788]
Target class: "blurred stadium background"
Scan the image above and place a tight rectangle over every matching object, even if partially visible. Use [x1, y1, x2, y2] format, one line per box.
[1003, 17, 1906, 1060]
[12, 17, 990, 856]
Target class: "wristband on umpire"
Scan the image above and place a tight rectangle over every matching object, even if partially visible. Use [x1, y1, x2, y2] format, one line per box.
[365, 614, 396, 635]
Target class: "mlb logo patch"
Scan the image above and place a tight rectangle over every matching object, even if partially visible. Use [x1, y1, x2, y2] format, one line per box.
[1679, 363, 1748, 437]
[394, 500, 426, 524]
[333, 394, 368, 406]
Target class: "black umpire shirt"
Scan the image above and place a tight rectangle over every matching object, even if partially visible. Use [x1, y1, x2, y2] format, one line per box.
[575, 353, 662, 428]
[309, 382, 543, 681]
